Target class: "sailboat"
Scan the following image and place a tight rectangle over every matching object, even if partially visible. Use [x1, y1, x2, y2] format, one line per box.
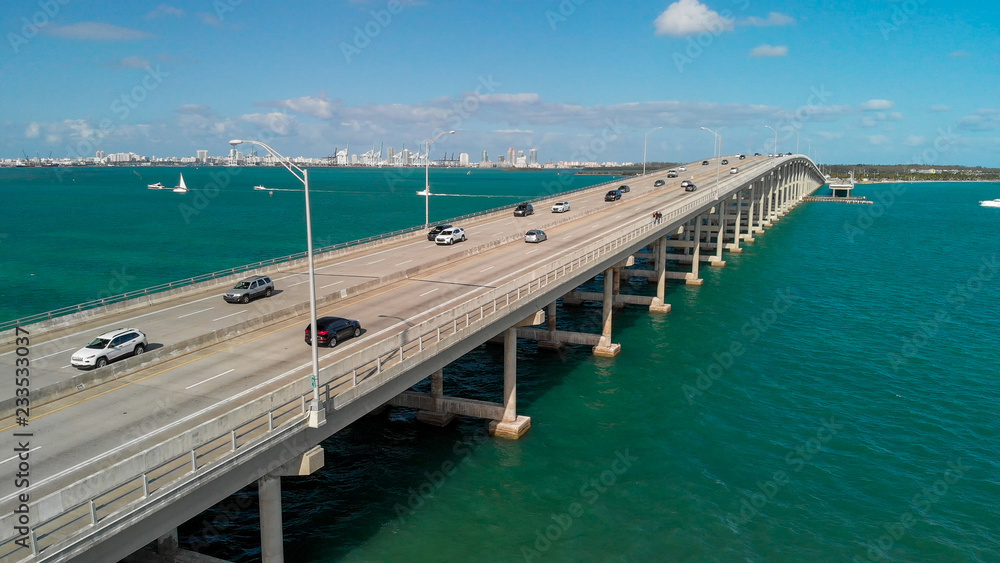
[173, 173, 189, 193]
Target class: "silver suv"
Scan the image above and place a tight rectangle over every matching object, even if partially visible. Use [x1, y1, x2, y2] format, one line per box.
[224, 275, 275, 304]
[71, 328, 147, 369]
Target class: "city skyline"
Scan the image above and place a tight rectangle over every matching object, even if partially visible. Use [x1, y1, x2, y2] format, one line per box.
[1, 1, 998, 166]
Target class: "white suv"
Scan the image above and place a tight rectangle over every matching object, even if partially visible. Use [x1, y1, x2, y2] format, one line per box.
[435, 227, 467, 245]
[71, 328, 147, 369]
[551, 201, 571, 213]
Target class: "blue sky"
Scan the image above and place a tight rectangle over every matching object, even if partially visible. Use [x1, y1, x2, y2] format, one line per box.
[1, 0, 998, 165]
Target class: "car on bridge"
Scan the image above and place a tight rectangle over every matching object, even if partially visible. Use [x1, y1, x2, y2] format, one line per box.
[551, 201, 571, 213]
[654, 179, 665, 187]
[684, 182, 697, 192]
[618, 184, 631, 193]
[71, 328, 147, 369]
[435, 226, 467, 245]
[604, 190, 622, 201]
[524, 229, 547, 243]
[513, 203, 534, 217]
[738, 154, 746, 160]
[666, 170, 678, 178]
[721, 159, 729, 165]
[426, 224, 454, 241]
[223, 275, 274, 304]
[730, 167, 739, 174]
[304, 316, 362, 347]
[702, 160, 710, 165]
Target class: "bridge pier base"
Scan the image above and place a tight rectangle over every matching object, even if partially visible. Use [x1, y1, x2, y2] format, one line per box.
[685, 218, 704, 285]
[593, 268, 622, 357]
[489, 327, 532, 439]
[649, 237, 671, 314]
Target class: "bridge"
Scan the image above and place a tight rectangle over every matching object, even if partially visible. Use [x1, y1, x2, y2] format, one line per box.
[0, 155, 826, 563]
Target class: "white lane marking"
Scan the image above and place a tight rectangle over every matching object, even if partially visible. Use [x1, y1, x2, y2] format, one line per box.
[0, 446, 41, 467]
[493, 232, 504, 235]
[419, 288, 440, 297]
[563, 235, 573, 240]
[178, 307, 214, 319]
[395, 260, 413, 266]
[60, 365, 72, 369]
[525, 249, 539, 255]
[287, 280, 310, 287]
[212, 310, 248, 322]
[366, 258, 386, 265]
[186, 369, 235, 390]
[35, 347, 76, 361]
[321, 281, 344, 289]
[479, 266, 495, 273]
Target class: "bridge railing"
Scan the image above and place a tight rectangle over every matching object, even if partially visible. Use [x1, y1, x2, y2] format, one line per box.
[0, 161, 826, 561]
[0, 173, 625, 335]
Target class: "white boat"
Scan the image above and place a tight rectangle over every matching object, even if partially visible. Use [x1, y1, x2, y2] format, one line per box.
[253, 185, 267, 191]
[980, 199, 1000, 208]
[173, 173, 189, 193]
[147, 182, 166, 190]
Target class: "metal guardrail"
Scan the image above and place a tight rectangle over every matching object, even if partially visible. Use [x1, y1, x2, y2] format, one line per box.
[0, 158, 825, 562]
[0, 173, 626, 334]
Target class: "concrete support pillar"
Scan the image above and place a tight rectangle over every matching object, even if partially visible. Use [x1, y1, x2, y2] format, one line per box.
[538, 301, 564, 351]
[686, 217, 704, 285]
[416, 369, 456, 426]
[612, 267, 621, 295]
[649, 236, 671, 313]
[728, 190, 744, 252]
[259, 474, 283, 563]
[489, 327, 531, 438]
[755, 187, 767, 233]
[156, 529, 178, 559]
[711, 203, 726, 267]
[593, 267, 622, 356]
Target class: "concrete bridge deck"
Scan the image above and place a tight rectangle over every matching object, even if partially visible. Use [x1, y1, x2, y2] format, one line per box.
[0, 155, 825, 563]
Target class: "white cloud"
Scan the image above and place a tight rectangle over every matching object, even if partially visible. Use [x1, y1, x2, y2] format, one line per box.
[145, 4, 184, 18]
[861, 116, 878, 128]
[750, 44, 788, 57]
[949, 50, 971, 57]
[479, 93, 541, 104]
[494, 129, 534, 134]
[654, 0, 733, 37]
[46, 22, 155, 40]
[867, 135, 891, 146]
[816, 131, 844, 141]
[111, 56, 151, 69]
[930, 104, 950, 113]
[904, 135, 927, 147]
[958, 110, 1000, 132]
[741, 12, 795, 27]
[25, 123, 40, 138]
[264, 94, 336, 119]
[860, 99, 894, 111]
[240, 113, 298, 136]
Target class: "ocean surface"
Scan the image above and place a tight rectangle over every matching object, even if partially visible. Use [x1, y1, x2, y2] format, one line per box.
[3, 169, 999, 562]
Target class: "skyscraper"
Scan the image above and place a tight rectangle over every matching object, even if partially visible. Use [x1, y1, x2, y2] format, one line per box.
[196, 150, 208, 163]
[529, 148, 538, 166]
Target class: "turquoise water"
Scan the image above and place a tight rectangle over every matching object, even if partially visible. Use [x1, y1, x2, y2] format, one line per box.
[4, 170, 1000, 561]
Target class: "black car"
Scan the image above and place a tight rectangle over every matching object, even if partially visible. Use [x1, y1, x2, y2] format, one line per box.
[654, 179, 665, 187]
[604, 190, 622, 201]
[427, 224, 453, 241]
[304, 316, 362, 347]
[721, 159, 729, 165]
[618, 184, 631, 193]
[513, 203, 534, 217]
[739, 154, 746, 160]
[702, 160, 709, 165]
[754, 152, 761, 156]
[684, 183, 697, 192]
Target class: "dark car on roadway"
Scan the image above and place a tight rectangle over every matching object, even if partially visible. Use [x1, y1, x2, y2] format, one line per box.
[427, 224, 453, 241]
[618, 184, 631, 193]
[605, 190, 622, 201]
[721, 159, 729, 165]
[304, 316, 362, 347]
[702, 160, 710, 165]
[685, 183, 697, 192]
[513, 203, 534, 217]
[223, 275, 274, 304]
[654, 179, 665, 187]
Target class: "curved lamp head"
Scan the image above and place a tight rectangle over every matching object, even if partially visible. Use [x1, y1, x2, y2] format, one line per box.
[229, 139, 244, 146]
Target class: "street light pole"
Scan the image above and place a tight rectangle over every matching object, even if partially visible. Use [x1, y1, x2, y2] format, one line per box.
[795, 130, 800, 154]
[701, 126, 723, 199]
[421, 130, 456, 228]
[229, 139, 324, 428]
[748, 132, 756, 155]
[765, 125, 778, 156]
[643, 126, 661, 176]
